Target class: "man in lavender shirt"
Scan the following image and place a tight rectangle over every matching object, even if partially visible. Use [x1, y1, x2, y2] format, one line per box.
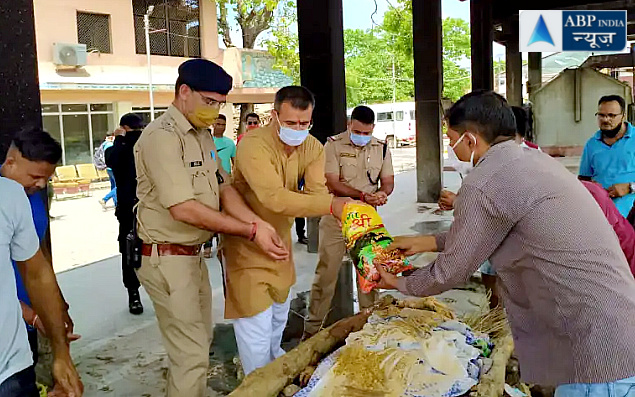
[377, 90, 635, 396]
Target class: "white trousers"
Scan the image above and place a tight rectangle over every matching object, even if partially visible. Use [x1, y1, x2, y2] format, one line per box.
[233, 296, 291, 375]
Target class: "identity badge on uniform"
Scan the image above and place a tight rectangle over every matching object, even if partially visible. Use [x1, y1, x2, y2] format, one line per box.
[190, 160, 203, 167]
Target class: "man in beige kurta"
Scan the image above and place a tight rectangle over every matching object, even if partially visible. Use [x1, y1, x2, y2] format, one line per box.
[223, 86, 350, 375]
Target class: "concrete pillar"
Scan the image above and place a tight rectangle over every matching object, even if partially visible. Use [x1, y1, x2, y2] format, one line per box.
[297, 0, 347, 144]
[115, 101, 133, 125]
[470, 0, 494, 91]
[199, 0, 221, 63]
[505, 19, 523, 106]
[0, 0, 42, 163]
[297, 0, 350, 323]
[1, 1, 55, 387]
[412, 0, 442, 203]
[221, 104, 236, 141]
[324, 259, 354, 326]
[528, 52, 542, 99]
[307, 217, 319, 254]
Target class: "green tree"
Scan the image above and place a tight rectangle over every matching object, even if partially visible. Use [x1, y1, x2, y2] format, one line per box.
[216, 0, 281, 48]
[382, 0, 471, 101]
[261, 0, 473, 105]
[443, 59, 470, 101]
[344, 29, 414, 107]
[215, 0, 294, 133]
[261, 3, 300, 84]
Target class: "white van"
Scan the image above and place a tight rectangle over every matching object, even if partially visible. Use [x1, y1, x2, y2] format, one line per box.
[347, 102, 416, 147]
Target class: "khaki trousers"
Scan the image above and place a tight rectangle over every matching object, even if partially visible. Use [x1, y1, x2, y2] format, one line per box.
[136, 247, 212, 397]
[305, 216, 378, 336]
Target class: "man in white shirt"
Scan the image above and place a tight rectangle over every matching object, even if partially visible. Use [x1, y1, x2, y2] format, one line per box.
[0, 177, 82, 396]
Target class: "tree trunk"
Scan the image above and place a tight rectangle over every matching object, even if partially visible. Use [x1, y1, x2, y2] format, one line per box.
[228, 311, 372, 397]
[36, 187, 55, 387]
[35, 336, 54, 388]
[217, 1, 234, 48]
[242, 28, 257, 49]
[475, 334, 514, 397]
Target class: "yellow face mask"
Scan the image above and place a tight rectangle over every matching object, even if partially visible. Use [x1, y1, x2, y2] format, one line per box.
[188, 106, 220, 129]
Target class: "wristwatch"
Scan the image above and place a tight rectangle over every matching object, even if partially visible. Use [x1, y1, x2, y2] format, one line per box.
[630, 182, 635, 194]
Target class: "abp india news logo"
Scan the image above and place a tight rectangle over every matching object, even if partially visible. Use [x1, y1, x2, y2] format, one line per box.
[519, 10, 626, 52]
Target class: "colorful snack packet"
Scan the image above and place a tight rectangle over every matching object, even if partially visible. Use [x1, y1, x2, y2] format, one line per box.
[341, 202, 412, 293]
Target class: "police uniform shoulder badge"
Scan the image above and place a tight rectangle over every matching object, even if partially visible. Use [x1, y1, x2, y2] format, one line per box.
[160, 119, 177, 134]
[328, 132, 345, 142]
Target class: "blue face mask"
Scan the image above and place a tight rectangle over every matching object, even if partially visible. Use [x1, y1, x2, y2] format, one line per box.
[275, 114, 310, 147]
[350, 131, 372, 146]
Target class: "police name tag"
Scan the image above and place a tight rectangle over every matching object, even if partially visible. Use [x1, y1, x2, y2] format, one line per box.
[340, 153, 356, 158]
[190, 161, 203, 167]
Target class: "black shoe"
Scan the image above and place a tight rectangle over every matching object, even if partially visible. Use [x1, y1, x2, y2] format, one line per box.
[128, 289, 144, 315]
[298, 236, 308, 245]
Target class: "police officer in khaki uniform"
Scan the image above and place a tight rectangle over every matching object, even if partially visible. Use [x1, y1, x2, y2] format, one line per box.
[134, 59, 288, 397]
[304, 105, 395, 338]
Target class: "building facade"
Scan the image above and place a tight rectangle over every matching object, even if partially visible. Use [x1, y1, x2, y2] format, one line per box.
[533, 67, 633, 156]
[493, 52, 597, 104]
[34, 0, 290, 165]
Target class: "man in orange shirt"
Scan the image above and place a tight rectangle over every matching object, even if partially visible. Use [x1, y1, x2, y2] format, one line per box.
[237, 113, 261, 144]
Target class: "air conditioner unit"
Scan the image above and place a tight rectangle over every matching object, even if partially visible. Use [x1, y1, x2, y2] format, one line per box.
[53, 43, 87, 67]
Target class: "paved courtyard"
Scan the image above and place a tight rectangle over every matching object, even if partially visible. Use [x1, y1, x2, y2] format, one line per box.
[49, 146, 422, 273]
[58, 167, 468, 396]
[48, 147, 581, 395]
[49, 147, 579, 273]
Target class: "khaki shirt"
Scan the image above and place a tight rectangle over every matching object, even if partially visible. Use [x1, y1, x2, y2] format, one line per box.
[324, 131, 394, 194]
[223, 125, 333, 319]
[134, 105, 223, 245]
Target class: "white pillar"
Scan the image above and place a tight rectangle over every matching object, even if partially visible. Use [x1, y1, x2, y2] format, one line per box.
[115, 101, 133, 125]
[223, 104, 236, 140]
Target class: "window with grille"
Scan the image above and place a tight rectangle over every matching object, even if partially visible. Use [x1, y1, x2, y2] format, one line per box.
[132, 106, 169, 125]
[77, 12, 112, 54]
[132, 0, 200, 58]
[377, 112, 394, 122]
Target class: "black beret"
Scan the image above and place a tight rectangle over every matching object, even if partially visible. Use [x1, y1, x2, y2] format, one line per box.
[178, 59, 233, 95]
[119, 113, 145, 129]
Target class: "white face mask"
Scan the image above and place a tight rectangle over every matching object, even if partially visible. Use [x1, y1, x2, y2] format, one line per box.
[275, 114, 310, 147]
[446, 145, 472, 176]
[449, 133, 477, 176]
